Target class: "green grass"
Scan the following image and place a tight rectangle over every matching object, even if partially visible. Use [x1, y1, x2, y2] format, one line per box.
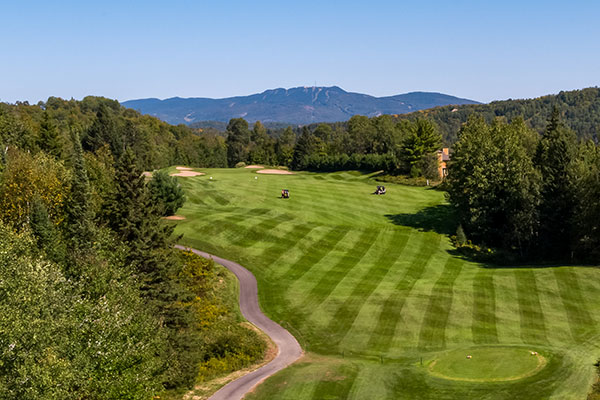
[171, 167, 600, 399]
[428, 346, 545, 382]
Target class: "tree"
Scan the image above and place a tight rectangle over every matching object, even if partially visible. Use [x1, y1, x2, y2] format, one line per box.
[63, 130, 94, 251]
[225, 118, 251, 167]
[399, 119, 442, 176]
[534, 107, 578, 258]
[571, 140, 600, 260]
[372, 115, 398, 154]
[447, 117, 541, 253]
[82, 104, 122, 157]
[37, 111, 63, 158]
[292, 126, 318, 170]
[0, 149, 70, 230]
[248, 121, 275, 165]
[148, 170, 185, 216]
[30, 195, 65, 264]
[348, 115, 375, 154]
[276, 126, 296, 166]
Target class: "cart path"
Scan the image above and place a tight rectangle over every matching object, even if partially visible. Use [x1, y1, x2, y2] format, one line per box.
[174, 245, 303, 400]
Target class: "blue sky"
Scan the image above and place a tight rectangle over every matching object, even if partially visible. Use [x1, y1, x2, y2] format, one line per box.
[1, 0, 598, 103]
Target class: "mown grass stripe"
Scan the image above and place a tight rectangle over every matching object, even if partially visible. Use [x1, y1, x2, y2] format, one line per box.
[309, 364, 359, 400]
[258, 223, 317, 266]
[366, 233, 441, 352]
[301, 229, 380, 311]
[417, 257, 463, 350]
[282, 227, 351, 281]
[189, 207, 273, 240]
[195, 181, 231, 205]
[231, 212, 292, 247]
[553, 268, 596, 343]
[321, 230, 410, 348]
[471, 269, 499, 344]
[514, 270, 548, 344]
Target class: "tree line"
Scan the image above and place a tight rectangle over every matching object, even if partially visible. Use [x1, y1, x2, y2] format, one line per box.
[224, 115, 444, 179]
[0, 98, 264, 398]
[394, 87, 600, 144]
[446, 109, 600, 263]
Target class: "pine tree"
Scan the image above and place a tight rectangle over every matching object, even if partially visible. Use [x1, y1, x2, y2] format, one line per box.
[64, 130, 94, 251]
[83, 104, 122, 157]
[535, 107, 578, 258]
[104, 149, 174, 284]
[37, 111, 63, 158]
[292, 126, 317, 170]
[400, 119, 442, 176]
[30, 195, 65, 263]
[148, 170, 185, 216]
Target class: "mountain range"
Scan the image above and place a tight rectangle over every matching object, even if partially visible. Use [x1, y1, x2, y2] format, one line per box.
[121, 86, 480, 125]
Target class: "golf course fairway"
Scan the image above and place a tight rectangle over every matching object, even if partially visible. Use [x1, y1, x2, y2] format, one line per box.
[171, 167, 600, 399]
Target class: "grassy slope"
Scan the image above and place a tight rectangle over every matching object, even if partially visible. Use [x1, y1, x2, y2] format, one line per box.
[172, 167, 600, 400]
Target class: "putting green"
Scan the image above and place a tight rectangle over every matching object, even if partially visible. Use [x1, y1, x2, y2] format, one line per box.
[428, 346, 547, 382]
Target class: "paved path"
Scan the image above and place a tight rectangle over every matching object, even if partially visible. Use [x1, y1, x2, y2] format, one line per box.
[174, 245, 303, 400]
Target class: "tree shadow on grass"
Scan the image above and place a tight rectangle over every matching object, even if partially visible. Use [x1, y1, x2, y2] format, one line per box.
[385, 204, 457, 236]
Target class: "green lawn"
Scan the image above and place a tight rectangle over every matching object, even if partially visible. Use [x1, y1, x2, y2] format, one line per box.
[171, 167, 600, 399]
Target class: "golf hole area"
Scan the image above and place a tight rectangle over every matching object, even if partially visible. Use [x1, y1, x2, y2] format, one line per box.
[428, 346, 547, 383]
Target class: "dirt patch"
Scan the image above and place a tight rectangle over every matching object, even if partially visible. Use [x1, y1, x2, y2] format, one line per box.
[170, 171, 205, 177]
[245, 165, 265, 169]
[256, 169, 294, 175]
[176, 166, 194, 171]
[163, 215, 186, 221]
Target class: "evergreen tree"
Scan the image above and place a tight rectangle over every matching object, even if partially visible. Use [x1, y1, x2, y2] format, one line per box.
[104, 149, 173, 287]
[82, 104, 122, 157]
[535, 107, 578, 258]
[148, 170, 185, 216]
[37, 111, 63, 158]
[29, 195, 65, 264]
[64, 130, 94, 251]
[400, 119, 442, 176]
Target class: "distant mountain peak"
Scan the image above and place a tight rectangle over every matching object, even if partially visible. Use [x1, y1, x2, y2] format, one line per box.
[122, 86, 480, 125]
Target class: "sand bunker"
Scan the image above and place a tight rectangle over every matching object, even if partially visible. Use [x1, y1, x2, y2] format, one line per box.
[255, 169, 294, 175]
[163, 215, 186, 221]
[142, 171, 153, 178]
[170, 171, 205, 177]
[245, 165, 265, 169]
[176, 166, 193, 171]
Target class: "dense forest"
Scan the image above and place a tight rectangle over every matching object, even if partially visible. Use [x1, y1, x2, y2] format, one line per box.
[446, 110, 600, 264]
[394, 87, 600, 143]
[0, 97, 264, 398]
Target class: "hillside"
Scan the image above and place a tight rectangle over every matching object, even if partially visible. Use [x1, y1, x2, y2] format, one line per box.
[395, 87, 600, 143]
[121, 86, 480, 125]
